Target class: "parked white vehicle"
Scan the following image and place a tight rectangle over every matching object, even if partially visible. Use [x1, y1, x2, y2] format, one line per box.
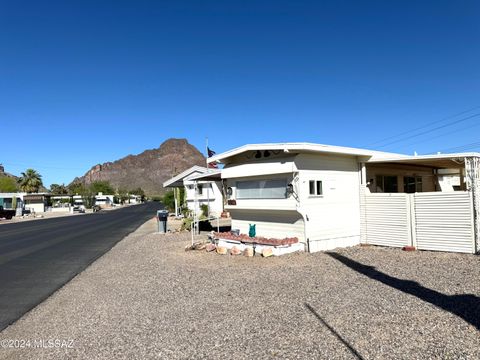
[73, 197, 85, 213]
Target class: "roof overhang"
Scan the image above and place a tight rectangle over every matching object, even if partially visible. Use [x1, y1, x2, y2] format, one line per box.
[187, 169, 222, 182]
[366, 153, 480, 169]
[208, 142, 407, 164]
[163, 166, 209, 188]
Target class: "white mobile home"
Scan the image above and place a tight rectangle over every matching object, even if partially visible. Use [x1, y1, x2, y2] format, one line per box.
[163, 166, 224, 217]
[95, 193, 114, 208]
[0, 192, 26, 216]
[0, 192, 25, 210]
[128, 194, 142, 204]
[209, 143, 480, 254]
[23, 193, 51, 213]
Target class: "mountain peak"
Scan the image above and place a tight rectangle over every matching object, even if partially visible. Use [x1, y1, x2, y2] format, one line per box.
[72, 138, 205, 196]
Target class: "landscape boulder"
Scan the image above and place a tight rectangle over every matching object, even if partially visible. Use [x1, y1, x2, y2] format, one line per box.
[216, 246, 227, 255]
[206, 243, 216, 252]
[230, 246, 242, 256]
[262, 248, 274, 257]
[244, 247, 254, 257]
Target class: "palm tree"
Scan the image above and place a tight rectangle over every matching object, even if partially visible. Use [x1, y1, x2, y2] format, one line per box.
[18, 169, 43, 193]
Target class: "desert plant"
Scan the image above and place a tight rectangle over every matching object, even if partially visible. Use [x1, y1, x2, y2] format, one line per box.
[162, 190, 175, 212]
[116, 188, 129, 204]
[181, 207, 191, 218]
[0, 176, 18, 192]
[90, 181, 115, 195]
[50, 183, 68, 195]
[200, 203, 209, 217]
[180, 217, 193, 231]
[18, 169, 43, 193]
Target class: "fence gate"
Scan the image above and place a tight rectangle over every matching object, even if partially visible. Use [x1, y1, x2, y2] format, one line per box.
[360, 189, 476, 254]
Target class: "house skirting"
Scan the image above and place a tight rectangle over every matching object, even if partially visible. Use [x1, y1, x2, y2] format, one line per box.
[308, 235, 361, 253]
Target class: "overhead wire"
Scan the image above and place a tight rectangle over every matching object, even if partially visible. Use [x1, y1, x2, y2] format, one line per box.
[363, 105, 480, 147]
[374, 112, 480, 149]
[395, 120, 480, 152]
[438, 141, 480, 154]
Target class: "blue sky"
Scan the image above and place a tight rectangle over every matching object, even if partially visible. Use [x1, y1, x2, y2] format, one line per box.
[1, 0, 479, 186]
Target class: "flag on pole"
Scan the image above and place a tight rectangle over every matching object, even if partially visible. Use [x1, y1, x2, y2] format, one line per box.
[207, 147, 216, 157]
[207, 147, 218, 168]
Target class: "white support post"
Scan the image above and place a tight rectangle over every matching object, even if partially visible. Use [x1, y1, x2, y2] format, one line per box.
[360, 162, 367, 185]
[207, 181, 210, 218]
[174, 187, 178, 217]
[407, 194, 417, 248]
[465, 157, 480, 253]
[192, 180, 198, 245]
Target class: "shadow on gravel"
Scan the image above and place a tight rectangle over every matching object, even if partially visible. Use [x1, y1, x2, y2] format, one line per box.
[326, 252, 480, 331]
[305, 303, 365, 360]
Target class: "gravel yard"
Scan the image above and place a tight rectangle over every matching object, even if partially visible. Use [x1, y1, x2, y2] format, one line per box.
[0, 219, 479, 359]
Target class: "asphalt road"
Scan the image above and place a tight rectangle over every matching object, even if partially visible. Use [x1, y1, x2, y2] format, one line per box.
[0, 202, 163, 331]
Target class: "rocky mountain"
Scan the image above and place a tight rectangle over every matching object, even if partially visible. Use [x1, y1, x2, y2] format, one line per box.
[0, 164, 18, 180]
[71, 138, 206, 196]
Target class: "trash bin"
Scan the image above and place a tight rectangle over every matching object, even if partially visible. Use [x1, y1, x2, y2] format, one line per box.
[157, 210, 169, 233]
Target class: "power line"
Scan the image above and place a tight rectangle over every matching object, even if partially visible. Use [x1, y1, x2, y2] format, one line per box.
[394, 120, 480, 152]
[438, 141, 480, 154]
[375, 112, 480, 149]
[363, 105, 480, 147]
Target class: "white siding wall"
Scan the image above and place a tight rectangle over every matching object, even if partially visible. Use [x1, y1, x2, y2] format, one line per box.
[222, 156, 297, 178]
[230, 209, 305, 243]
[25, 203, 45, 213]
[185, 181, 223, 216]
[295, 154, 362, 251]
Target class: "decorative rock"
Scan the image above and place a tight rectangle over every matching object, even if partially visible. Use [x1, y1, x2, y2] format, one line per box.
[244, 247, 254, 257]
[216, 246, 227, 255]
[262, 248, 274, 257]
[194, 243, 206, 250]
[230, 246, 242, 256]
[205, 243, 216, 252]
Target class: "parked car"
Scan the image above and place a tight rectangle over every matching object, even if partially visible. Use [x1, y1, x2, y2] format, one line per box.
[73, 200, 86, 213]
[0, 206, 16, 220]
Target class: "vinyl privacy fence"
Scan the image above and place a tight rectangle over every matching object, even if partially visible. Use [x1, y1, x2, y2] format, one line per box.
[360, 190, 476, 254]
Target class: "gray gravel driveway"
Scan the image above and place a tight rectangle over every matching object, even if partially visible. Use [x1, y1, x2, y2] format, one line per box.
[0, 219, 479, 359]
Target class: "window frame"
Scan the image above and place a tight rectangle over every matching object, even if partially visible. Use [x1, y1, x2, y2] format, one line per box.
[376, 175, 398, 193]
[403, 176, 423, 193]
[308, 180, 323, 197]
[235, 178, 288, 199]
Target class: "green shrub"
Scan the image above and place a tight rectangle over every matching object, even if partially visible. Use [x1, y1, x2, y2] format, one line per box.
[182, 207, 191, 218]
[0, 176, 18, 192]
[180, 218, 193, 231]
[200, 203, 209, 217]
[162, 190, 175, 212]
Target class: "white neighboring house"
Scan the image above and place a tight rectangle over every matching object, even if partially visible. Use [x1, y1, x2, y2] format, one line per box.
[437, 168, 462, 191]
[209, 143, 480, 254]
[129, 194, 142, 204]
[23, 193, 50, 213]
[163, 166, 224, 216]
[0, 192, 26, 214]
[95, 193, 115, 208]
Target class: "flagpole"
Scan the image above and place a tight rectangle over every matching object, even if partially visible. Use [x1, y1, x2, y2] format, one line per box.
[205, 137, 210, 218]
[205, 137, 209, 168]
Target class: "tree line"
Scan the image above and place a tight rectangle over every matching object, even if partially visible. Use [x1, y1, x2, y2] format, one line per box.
[0, 168, 145, 202]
